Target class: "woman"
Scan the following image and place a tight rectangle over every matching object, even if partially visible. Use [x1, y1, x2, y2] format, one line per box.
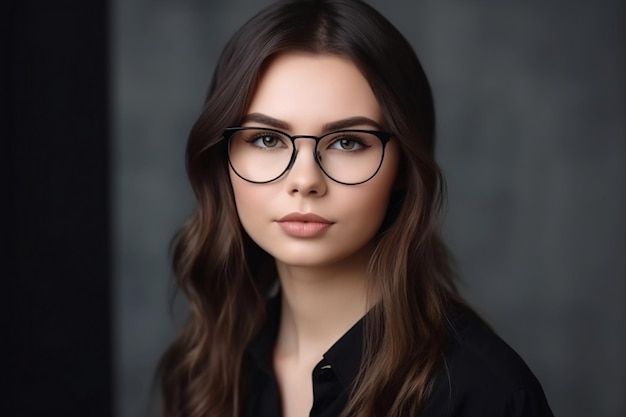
[157, 1, 554, 416]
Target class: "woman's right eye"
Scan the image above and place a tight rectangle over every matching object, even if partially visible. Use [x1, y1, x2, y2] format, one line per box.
[249, 134, 285, 149]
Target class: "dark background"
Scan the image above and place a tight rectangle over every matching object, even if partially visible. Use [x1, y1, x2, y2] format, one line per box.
[5, 0, 111, 416]
[6, 0, 625, 416]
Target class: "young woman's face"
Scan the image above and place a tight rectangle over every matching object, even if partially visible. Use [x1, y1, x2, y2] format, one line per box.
[229, 52, 400, 269]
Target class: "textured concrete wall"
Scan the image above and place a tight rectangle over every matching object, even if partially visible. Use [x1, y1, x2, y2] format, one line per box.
[112, 1, 625, 416]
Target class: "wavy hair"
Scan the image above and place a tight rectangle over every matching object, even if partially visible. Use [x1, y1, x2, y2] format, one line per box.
[157, 1, 466, 416]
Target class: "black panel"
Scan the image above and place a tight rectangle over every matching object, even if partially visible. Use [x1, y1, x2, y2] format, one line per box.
[3, 1, 111, 416]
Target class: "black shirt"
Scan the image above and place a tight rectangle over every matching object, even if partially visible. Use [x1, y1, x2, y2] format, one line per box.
[244, 297, 554, 417]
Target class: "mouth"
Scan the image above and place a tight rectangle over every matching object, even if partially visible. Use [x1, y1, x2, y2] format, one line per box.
[277, 212, 333, 223]
[276, 212, 334, 237]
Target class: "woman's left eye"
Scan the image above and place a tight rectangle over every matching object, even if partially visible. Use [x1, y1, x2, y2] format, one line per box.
[329, 138, 365, 151]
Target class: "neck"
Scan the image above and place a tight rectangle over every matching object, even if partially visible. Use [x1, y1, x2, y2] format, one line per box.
[274, 254, 375, 363]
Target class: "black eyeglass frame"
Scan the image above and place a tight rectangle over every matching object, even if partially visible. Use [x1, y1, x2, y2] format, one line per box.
[222, 126, 393, 185]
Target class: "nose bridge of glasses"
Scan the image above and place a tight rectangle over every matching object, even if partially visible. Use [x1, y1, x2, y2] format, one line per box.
[291, 134, 320, 146]
[287, 135, 323, 170]
[291, 135, 321, 156]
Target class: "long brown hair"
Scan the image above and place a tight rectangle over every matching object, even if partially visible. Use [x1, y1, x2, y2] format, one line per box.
[157, 1, 467, 416]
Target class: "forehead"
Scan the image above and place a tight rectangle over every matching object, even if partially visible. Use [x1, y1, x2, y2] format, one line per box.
[246, 52, 384, 131]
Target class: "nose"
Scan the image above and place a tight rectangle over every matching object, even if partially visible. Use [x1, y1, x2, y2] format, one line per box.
[285, 139, 327, 197]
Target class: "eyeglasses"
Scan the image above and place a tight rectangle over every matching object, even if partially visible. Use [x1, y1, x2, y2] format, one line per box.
[222, 127, 392, 185]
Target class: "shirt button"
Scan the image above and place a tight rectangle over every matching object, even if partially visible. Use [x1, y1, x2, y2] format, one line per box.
[317, 364, 334, 382]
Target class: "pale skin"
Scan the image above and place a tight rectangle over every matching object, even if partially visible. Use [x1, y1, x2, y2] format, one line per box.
[229, 52, 401, 416]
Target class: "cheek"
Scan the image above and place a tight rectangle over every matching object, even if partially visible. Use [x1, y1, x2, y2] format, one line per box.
[365, 149, 400, 212]
[341, 172, 399, 233]
[366, 152, 401, 227]
[229, 174, 274, 230]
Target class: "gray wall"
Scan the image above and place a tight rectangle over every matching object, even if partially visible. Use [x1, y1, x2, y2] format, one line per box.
[112, 1, 626, 416]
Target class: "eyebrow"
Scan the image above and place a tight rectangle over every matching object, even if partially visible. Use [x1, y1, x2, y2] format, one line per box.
[241, 113, 385, 132]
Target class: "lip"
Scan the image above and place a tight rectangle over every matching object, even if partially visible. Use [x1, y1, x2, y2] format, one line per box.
[276, 212, 334, 238]
[277, 212, 333, 223]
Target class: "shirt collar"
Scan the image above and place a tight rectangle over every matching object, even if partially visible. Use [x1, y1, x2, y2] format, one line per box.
[246, 295, 366, 390]
[321, 315, 364, 388]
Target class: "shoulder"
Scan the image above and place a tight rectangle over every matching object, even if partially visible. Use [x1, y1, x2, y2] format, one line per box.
[421, 306, 554, 417]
